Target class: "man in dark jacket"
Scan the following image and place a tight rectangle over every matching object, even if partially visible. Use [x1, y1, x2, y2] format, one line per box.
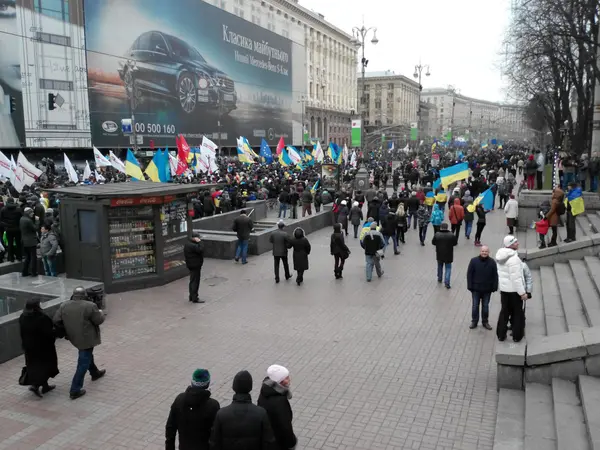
[432, 223, 458, 289]
[466, 245, 498, 330]
[53, 287, 106, 400]
[269, 221, 292, 283]
[0, 197, 22, 262]
[166, 369, 220, 450]
[362, 223, 385, 282]
[257, 365, 297, 450]
[301, 189, 313, 217]
[232, 210, 253, 264]
[209, 370, 276, 450]
[20, 207, 38, 277]
[203, 192, 215, 217]
[184, 232, 205, 303]
[406, 192, 420, 229]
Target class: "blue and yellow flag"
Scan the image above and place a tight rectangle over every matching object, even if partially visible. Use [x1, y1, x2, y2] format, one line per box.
[145, 149, 166, 182]
[433, 178, 442, 190]
[468, 186, 495, 213]
[310, 179, 320, 193]
[566, 187, 585, 216]
[435, 190, 447, 203]
[439, 162, 469, 188]
[424, 191, 435, 206]
[125, 149, 144, 181]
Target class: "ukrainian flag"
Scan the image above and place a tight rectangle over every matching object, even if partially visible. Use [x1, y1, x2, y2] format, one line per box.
[328, 142, 342, 164]
[237, 146, 255, 164]
[467, 186, 495, 213]
[566, 187, 585, 216]
[279, 148, 293, 167]
[439, 162, 469, 188]
[310, 179, 320, 194]
[145, 150, 162, 182]
[435, 190, 447, 203]
[424, 191, 435, 206]
[125, 149, 144, 181]
[433, 178, 442, 190]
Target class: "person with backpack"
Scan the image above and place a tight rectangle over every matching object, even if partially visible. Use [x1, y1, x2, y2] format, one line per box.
[545, 186, 565, 247]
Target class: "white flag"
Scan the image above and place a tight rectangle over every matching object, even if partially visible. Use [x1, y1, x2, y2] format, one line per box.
[350, 150, 357, 168]
[0, 151, 12, 179]
[83, 160, 92, 180]
[208, 155, 219, 174]
[64, 153, 79, 183]
[109, 150, 126, 174]
[94, 170, 105, 182]
[197, 153, 210, 174]
[343, 144, 349, 163]
[168, 152, 178, 177]
[93, 146, 112, 167]
[201, 136, 218, 157]
[17, 151, 42, 186]
[314, 141, 324, 162]
[9, 155, 17, 184]
[13, 166, 26, 193]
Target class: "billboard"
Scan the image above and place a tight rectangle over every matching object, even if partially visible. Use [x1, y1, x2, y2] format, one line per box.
[0, 0, 25, 148]
[84, 0, 295, 148]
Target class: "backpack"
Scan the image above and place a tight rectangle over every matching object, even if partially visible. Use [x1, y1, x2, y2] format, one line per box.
[557, 201, 566, 215]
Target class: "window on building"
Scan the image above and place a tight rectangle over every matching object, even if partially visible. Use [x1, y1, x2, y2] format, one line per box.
[39, 79, 74, 91]
[34, 0, 69, 21]
[388, 83, 394, 90]
[375, 101, 381, 109]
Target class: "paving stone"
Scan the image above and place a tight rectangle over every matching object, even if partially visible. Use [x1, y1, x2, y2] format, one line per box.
[526, 332, 587, 366]
[578, 375, 600, 450]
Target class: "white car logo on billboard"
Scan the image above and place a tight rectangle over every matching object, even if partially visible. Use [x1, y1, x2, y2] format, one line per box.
[102, 121, 118, 133]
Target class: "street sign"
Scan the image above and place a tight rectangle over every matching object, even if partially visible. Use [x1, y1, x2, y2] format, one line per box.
[129, 135, 143, 145]
[121, 119, 133, 134]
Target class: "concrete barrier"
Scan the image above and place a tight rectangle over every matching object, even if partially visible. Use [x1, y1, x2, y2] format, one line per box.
[192, 200, 268, 231]
[0, 251, 65, 277]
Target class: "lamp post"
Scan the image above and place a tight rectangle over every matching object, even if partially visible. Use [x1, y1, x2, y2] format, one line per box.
[447, 85, 458, 143]
[298, 95, 307, 147]
[413, 62, 430, 149]
[351, 24, 379, 153]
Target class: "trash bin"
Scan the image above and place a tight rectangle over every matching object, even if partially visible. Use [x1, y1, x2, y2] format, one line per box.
[86, 286, 106, 313]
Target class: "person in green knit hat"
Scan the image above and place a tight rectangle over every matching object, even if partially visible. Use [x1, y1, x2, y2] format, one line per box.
[165, 369, 220, 450]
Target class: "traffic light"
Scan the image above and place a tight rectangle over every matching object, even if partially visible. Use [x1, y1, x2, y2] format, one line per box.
[9, 96, 16, 113]
[48, 93, 56, 110]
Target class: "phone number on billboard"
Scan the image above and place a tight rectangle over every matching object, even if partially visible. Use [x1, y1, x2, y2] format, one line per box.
[134, 123, 176, 134]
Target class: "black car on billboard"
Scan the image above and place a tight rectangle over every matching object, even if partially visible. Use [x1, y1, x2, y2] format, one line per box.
[118, 31, 237, 115]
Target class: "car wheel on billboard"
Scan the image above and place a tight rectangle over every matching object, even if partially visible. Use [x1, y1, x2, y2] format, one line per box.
[177, 73, 197, 114]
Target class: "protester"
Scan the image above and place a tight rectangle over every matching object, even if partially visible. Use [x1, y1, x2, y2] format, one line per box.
[362, 222, 384, 281]
[448, 197, 465, 240]
[432, 223, 457, 289]
[53, 286, 106, 400]
[232, 209, 253, 264]
[466, 246, 498, 329]
[209, 370, 276, 450]
[565, 182, 580, 242]
[525, 154, 537, 189]
[545, 186, 565, 246]
[396, 203, 407, 244]
[503, 194, 518, 235]
[165, 369, 220, 450]
[19, 298, 59, 398]
[430, 203, 444, 234]
[381, 211, 400, 256]
[406, 192, 420, 229]
[301, 187, 313, 217]
[278, 188, 290, 219]
[290, 227, 311, 285]
[39, 223, 59, 277]
[496, 236, 528, 342]
[338, 200, 349, 236]
[474, 203, 487, 247]
[330, 223, 350, 279]
[257, 365, 297, 450]
[270, 220, 292, 283]
[349, 201, 363, 239]
[0, 197, 22, 262]
[462, 190, 474, 239]
[417, 202, 431, 246]
[20, 207, 38, 277]
[184, 232, 205, 303]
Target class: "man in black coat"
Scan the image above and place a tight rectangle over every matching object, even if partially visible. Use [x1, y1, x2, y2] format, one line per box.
[232, 210, 253, 264]
[0, 197, 22, 262]
[257, 365, 297, 450]
[209, 370, 276, 450]
[269, 221, 292, 283]
[432, 223, 458, 289]
[184, 232, 205, 303]
[165, 369, 220, 450]
[467, 245, 499, 330]
[20, 208, 38, 277]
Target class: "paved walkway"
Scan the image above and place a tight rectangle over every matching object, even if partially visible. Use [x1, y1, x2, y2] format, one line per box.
[0, 202, 515, 450]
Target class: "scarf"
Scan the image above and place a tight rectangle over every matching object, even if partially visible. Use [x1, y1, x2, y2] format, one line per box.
[263, 378, 292, 399]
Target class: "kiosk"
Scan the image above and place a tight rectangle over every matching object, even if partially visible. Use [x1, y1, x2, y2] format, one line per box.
[48, 183, 216, 293]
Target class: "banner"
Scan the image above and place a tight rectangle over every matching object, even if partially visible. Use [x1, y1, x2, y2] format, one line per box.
[410, 122, 418, 141]
[351, 119, 362, 148]
[84, 0, 295, 147]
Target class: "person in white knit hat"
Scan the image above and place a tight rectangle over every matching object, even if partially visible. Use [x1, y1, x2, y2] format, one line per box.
[257, 365, 297, 450]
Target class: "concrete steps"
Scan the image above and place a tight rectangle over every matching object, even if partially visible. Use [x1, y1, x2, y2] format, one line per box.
[493, 376, 600, 450]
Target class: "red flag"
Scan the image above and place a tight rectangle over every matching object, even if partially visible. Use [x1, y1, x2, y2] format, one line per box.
[276, 137, 285, 155]
[176, 134, 190, 161]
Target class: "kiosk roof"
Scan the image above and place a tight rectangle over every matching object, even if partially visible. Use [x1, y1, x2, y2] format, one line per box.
[46, 182, 220, 198]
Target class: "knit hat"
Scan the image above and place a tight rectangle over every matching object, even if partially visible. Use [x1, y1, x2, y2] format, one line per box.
[232, 370, 253, 394]
[266, 364, 290, 384]
[341, 200, 347, 205]
[503, 235, 518, 248]
[191, 369, 210, 388]
[353, 201, 359, 207]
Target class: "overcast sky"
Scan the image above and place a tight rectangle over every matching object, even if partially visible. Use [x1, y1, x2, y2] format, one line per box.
[299, 0, 512, 103]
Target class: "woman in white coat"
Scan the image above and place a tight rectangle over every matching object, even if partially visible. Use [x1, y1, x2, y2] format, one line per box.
[503, 195, 519, 235]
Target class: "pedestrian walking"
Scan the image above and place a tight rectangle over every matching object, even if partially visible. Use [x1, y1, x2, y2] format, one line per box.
[209, 370, 276, 450]
[467, 246, 498, 329]
[19, 298, 59, 398]
[474, 204, 487, 246]
[417, 203, 431, 246]
[301, 188, 313, 217]
[278, 188, 290, 219]
[330, 223, 350, 279]
[232, 209, 253, 264]
[20, 207, 38, 277]
[449, 198, 465, 240]
[496, 236, 528, 342]
[184, 232, 205, 303]
[165, 369, 220, 450]
[381, 211, 400, 256]
[269, 221, 292, 283]
[53, 287, 106, 400]
[504, 195, 518, 234]
[430, 203, 444, 234]
[406, 192, 420, 229]
[290, 227, 311, 285]
[257, 365, 297, 450]
[338, 200, 349, 235]
[462, 190, 474, 239]
[349, 201, 363, 238]
[362, 222, 384, 282]
[396, 203, 407, 243]
[39, 224, 59, 277]
[432, 223, 457, 289]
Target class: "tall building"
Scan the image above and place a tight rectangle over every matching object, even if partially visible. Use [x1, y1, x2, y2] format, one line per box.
[356, 70, 420, 141]
[215, 0, 358, 144]
[421, 88, 532, 141]
[420, 101, 438, 140]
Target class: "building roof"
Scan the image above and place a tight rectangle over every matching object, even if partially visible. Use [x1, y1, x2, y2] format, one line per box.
[46, 182, 219, 199]
[421, 88, 525, 109]
[277, 0, 353, 41]
[358, 71, 419, 87]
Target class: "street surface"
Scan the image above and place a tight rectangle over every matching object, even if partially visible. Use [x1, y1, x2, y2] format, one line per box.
[0, 202, 514, 450]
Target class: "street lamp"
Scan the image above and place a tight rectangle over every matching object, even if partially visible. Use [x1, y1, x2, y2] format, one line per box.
[298, 95, 307, 146]
[447, 85, 459, 143]
[413, 62, 430, 151]
[351, 24, 379, 153]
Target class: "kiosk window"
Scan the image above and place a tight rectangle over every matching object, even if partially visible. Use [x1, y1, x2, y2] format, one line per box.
[78, 210, 98, 244]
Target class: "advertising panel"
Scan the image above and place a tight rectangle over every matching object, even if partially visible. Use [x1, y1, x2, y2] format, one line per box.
[84, 0, 294, 148]
[0, 0, 25, 148]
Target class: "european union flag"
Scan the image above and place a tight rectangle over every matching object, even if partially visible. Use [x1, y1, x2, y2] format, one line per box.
[259, 139, 273, 163]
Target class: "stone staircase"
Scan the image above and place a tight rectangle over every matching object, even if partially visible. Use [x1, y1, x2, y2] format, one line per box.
[493, 376, 600, 450]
